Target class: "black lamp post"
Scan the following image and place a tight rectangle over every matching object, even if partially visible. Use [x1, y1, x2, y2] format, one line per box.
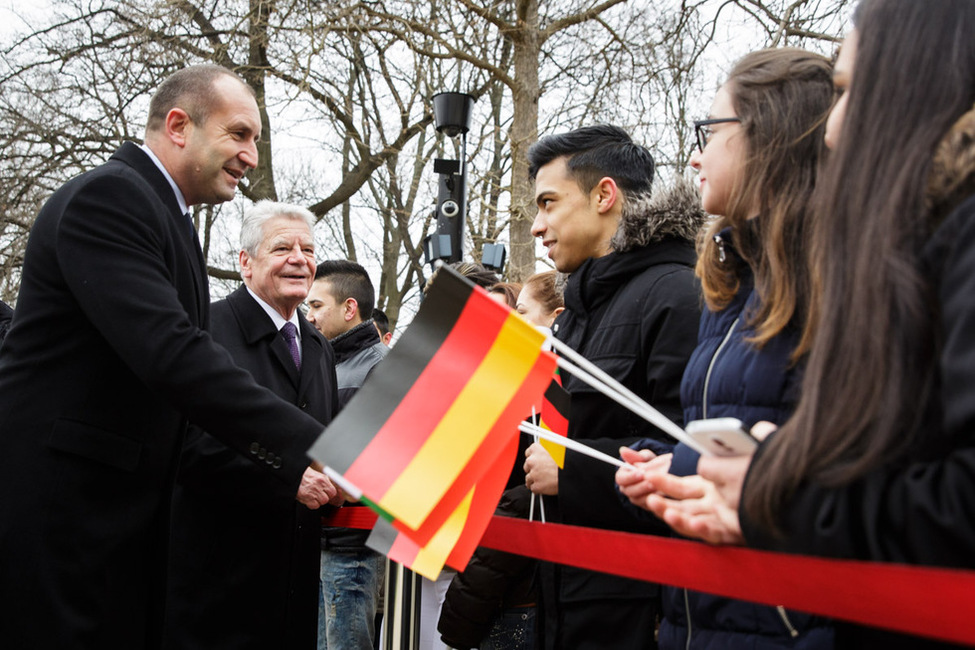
[424, 93, 474, 267]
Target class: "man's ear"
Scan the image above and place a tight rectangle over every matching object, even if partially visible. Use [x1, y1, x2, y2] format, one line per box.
[239, 250, 252, 280]
[344, 297, 359, 322]
[592, 176, 620, 214]
[165, 108, 192, 148]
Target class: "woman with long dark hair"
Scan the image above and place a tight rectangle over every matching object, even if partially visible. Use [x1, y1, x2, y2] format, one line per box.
[632, 0, 975, 644]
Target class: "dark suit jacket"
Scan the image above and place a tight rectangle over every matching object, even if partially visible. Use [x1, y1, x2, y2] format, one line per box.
[165, 286, 338, 650]
[0, 143, 328, 649]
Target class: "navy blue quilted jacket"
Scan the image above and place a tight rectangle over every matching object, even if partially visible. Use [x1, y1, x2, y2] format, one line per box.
[663, 232, 832, 650]
[626, 231, 834, 649]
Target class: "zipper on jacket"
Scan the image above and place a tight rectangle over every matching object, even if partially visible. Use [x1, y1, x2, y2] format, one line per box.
[701, 317, 739, 419]
[776, 605, 799, 638]
[684, 588, 693, 650]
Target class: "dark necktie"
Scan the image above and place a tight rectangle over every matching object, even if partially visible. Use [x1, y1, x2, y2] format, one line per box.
[281, 322, 301, 370]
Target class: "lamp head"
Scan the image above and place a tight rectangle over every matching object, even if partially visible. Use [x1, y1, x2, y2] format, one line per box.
[432, 92, 475, 138]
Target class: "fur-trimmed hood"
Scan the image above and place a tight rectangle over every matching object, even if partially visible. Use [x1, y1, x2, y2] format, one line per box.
[610, 174, 707, 253]
[926, 103, 975, 224]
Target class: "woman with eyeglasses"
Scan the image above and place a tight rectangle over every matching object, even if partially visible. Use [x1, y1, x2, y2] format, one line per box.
[628, 0, 975, 646]
[616, 48, 834, 649]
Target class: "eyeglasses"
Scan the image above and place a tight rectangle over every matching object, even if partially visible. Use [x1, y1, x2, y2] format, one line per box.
[694, 118, 741, 152]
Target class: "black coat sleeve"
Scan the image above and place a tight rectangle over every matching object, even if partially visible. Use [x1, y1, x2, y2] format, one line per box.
[55, 171, 322, 492]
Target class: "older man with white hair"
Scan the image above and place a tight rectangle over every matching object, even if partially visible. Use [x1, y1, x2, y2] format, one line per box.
[165, 201, 340, 650]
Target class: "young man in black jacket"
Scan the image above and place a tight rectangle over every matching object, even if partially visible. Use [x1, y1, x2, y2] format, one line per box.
[523, 125, 705, 649]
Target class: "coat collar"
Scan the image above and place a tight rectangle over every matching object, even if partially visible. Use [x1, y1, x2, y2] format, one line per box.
[226, 286, 326, 389]
[925, 104, 975, 226]
[111, 142, 184, 221]
[330, 320, 381, 364]
[563, 238, 696, 316]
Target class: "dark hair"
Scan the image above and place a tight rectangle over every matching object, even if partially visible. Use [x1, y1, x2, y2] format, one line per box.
[745, 0, 975, 532]
[487, 282, 522, 309]
[372, 308, 391, 336]
[527, 125, 655, 196]
[314, 260, 376, 318]
[146, 64, 254, 133]
[696, 48, 833, 354]
[424, 261, 500, 296]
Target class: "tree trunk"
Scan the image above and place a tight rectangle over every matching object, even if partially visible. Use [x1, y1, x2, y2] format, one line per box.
[507, 0, 541, 282]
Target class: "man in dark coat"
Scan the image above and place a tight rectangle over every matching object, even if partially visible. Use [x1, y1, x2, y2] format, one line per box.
[523, 125, 705, 649]
[0, 65, 337, 649]
[165, 201, 340, 649]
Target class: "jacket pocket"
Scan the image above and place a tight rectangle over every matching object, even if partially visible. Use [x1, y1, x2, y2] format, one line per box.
[46, 419, 142, 472]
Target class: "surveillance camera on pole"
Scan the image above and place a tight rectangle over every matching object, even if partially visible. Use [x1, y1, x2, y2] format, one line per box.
[423, 92, 474, 268]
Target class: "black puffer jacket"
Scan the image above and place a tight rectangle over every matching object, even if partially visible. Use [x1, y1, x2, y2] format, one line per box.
[538, 178, 705, 650]
[438, 486, 535, 649]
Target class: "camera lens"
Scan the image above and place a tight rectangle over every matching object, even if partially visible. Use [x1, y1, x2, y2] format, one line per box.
[440, 200, 459, 218]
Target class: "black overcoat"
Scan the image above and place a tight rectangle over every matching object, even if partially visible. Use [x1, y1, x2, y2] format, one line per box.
[0, 143, 327, 648]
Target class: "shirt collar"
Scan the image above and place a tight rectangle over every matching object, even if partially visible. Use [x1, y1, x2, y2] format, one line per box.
[140, 143, 189, 217]
[245, 286, 302, 338]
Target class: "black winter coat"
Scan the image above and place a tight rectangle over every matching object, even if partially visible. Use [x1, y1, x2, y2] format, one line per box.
[538, 237, 701, 650]
[741, 111, 975, 649]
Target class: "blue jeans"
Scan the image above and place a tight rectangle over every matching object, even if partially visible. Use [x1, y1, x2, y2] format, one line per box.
[318, 548, 385, 650]
[480, 607, 536, 650]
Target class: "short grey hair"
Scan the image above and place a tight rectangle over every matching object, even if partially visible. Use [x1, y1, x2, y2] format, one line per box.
[240, 200, 317, 255]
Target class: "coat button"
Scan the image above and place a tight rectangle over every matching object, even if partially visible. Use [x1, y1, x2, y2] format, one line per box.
[250, 442, 260, 455]
[272, 458, 282, 469]
[257, 447, 267, 459]
[265, 452, 276, 465]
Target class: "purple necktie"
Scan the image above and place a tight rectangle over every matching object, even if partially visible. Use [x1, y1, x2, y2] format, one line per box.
[281, 322, 301, 370]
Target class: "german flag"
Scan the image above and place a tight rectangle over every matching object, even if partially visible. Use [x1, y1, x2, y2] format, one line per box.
[308, 266, 557, 537]
[367, 434, 519, 579]
[538, 372, 571, 468]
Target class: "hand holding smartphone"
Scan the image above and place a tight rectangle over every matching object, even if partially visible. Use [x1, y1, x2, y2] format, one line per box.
[685, 417, 759, 457]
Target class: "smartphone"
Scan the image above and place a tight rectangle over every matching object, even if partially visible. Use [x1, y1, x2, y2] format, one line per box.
[685, 417, 759, 457]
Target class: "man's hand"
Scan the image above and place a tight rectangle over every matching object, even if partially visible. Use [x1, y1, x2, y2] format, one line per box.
[524, 442, 559, 495]
[296, 465, 339, 509]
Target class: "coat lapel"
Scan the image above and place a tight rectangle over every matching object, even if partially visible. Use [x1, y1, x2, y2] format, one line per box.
[226, 287, 300, 388]
[297, 320, 325, 396]
[112, 142, 209, 325]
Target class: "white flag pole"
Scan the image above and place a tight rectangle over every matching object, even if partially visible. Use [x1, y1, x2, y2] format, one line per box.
[546, 337, 711, 456]
[519, 421, 637, 470]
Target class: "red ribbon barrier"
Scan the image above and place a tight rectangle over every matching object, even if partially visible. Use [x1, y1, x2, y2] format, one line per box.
[321, 506, 379, 529]
[479, 515, 975, 645]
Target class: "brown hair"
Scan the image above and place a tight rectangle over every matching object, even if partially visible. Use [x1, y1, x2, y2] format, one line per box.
[522, 271, 564, 314]
[146, 64, 253, 133]
[745, 0, 975, 533]
[696, 48, 832, 357]
[487, 282, 522, 309]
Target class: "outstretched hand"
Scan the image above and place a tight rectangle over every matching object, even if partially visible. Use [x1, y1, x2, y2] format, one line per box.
[642, 457, 749, 545]
[638, 421, 776, 544]
[615, 447, 672, 507]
